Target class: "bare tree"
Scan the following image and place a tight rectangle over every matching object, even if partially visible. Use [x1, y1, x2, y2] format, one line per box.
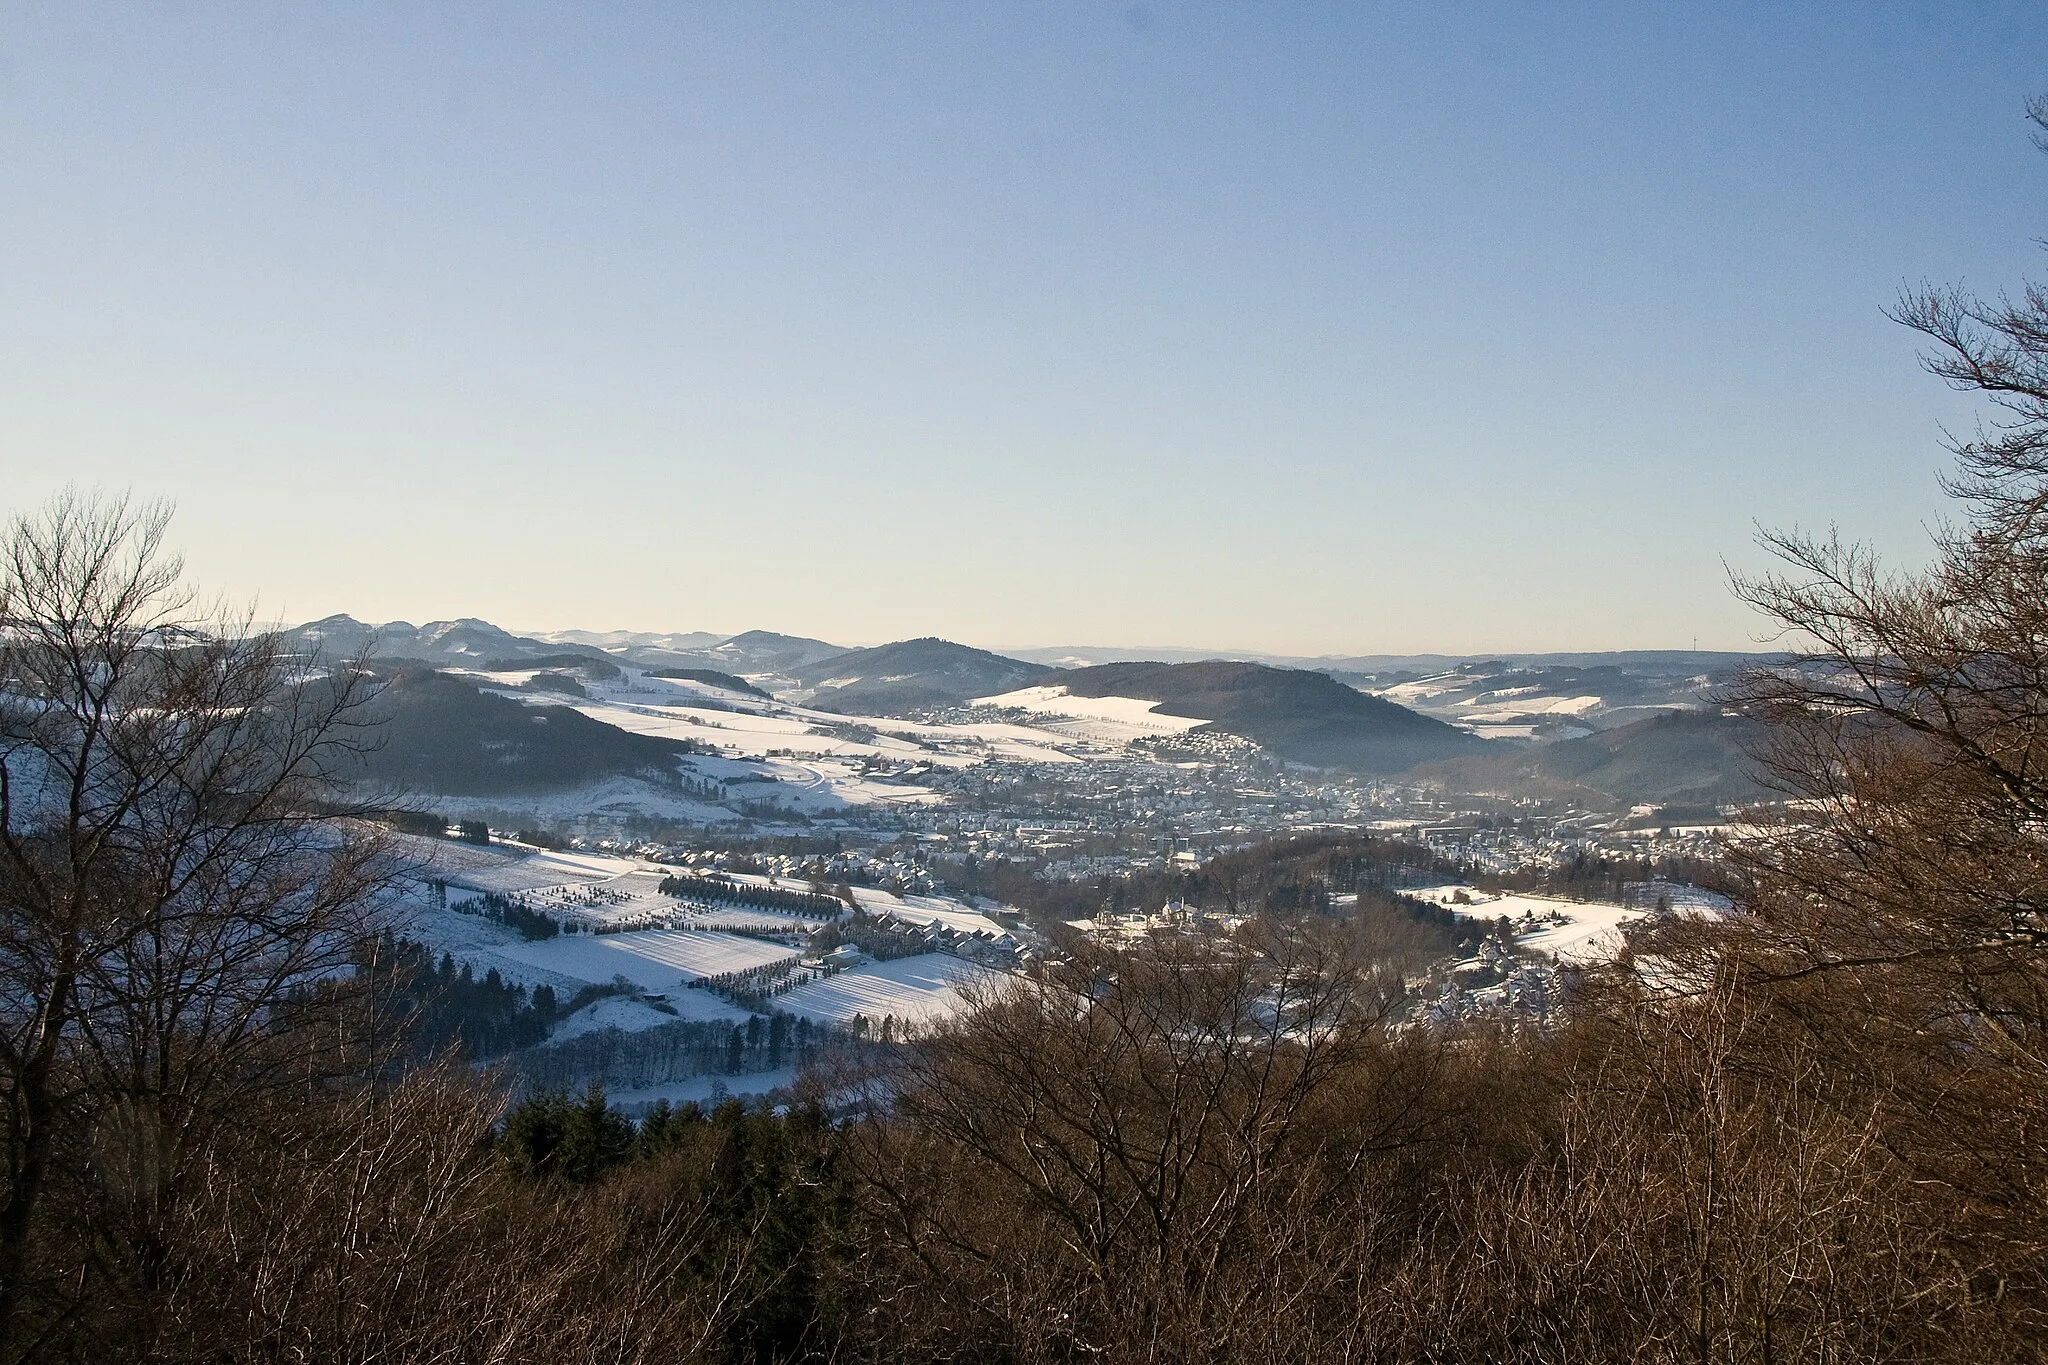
[855, 922, 1457, 1363]
[1714, 98, 2048, 1342]
[0, 492, 393, 1355]
[144, 1065, 758, 1365]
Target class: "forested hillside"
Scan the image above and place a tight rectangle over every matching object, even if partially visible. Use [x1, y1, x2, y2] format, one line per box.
[1415, 709, 1771, 809]
[341, 665, 704, 795]
[796, 637, 1054, 713]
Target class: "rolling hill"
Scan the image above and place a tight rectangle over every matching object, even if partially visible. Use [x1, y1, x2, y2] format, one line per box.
[286, 615, 612, 668]
[1348, 655, 1766, 740]
[1413, 709, 1772, 810]
[796, 638, 1055, 714]
[339, 665, 705, 797]
[1054, 660, 1483, 772]
[641, 667, 775, 700]
[536, 627, 729, 654]
[700, 630, 848, 675]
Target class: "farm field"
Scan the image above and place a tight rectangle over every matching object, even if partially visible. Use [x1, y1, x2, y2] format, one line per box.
[772, 954, 994, 1029]
[490, 929, 796, 992]
[848, 886, 1012, 939]
[974, 684, 1210, 744]
[1406, 885, 1649, 963]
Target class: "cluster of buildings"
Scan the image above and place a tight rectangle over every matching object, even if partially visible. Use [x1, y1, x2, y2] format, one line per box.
[1079, 898, 1252, 943]
[1422, 958, 1561, 1027]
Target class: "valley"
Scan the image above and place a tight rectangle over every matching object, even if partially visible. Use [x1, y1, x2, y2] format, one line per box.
[310, 612, 1763, 1084]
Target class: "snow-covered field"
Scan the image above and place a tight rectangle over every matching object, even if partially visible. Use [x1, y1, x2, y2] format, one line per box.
[392, 843, 793, 1006]
[489, 929, 796, 991]
[1375, 676, 1610, 740]
[974, 685, 1209, 745]
[1515, 903, 1646, 962]
[390, 840, 1002, 1038]
[440, 849, 646, 895]
[415, 844, 832, 936]
[1407, 885, 1649, 964]
[773, 954, 994, 1029]
[448, 666, 1111, 817]
[848, 886, 1012, 939]
[548, 994, 707, 1040]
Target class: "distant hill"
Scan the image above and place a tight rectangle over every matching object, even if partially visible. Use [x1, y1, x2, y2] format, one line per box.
[1319, 649, 1764, 676]
[340, 665, 701, 796]
[1413, 709, 1772, 810]
[700, 630, 849, 675]
[286, 614, 386, 658]
[1056, 660, 1482, 772]
[796, 638, 1055, 714]
[1007, 645, 1765, 675]
[1006, 644, 1274, 668]
[1356, 657, 1760, 741]
[285, 615, 611, 669]
[285, 617, 852, 682]
[481, 653, 622, 679]
[643, 667, 774, 700]
[535, 627, 729, 654]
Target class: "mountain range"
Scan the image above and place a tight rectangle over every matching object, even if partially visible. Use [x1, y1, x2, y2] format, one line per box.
[283, 614, 1760, 804]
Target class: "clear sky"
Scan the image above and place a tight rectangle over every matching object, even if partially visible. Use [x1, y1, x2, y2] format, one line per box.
[2, 4, 2044, 656]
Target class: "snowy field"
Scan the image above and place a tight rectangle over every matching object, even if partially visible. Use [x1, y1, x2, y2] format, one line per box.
[1375, 676, 1616, 739]
[547, 994, 723, 1040]
[773, 955, 995, 1029]
[391, 842, 1006, 1039]
[431, 663, 1285, 819]
[1407, 885, 1649, 964]
[974, 685, 1210, 745]
[1460, 692, 1604, 722]
[441, 850, 652, 896]
[414, 844, 832, 934]
[497, 677, 1088, 805]
[1515, 903, 1646, 962]
[848, 886, 1012, 939]
[561, 670, 1094, 770]
[488, 929, 797, 991]
[395, 866, 793, 1011]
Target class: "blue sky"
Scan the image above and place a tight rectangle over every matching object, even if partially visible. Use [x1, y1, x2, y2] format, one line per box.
[2, 4, 2043, 654]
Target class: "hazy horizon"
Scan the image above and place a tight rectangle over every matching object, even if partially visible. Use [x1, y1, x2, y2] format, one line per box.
[6, 5, 2045, 652]
[294, 608, 1773, 664]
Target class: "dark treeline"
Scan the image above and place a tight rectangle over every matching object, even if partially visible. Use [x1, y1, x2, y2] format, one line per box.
[1476, 848, 1740, 903]
[512, 1012, 827, 1092]
[482, 652, 622, 678]
[362, 934, 599, 1060]
[659, 873, 846, 918]
[458, 888, 562, 939]
[643, 666, 774, 698]
[496, 1088, 852, 1359]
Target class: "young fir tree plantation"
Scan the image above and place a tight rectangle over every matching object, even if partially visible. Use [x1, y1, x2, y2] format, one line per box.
[11, 106, 2048, 1365]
